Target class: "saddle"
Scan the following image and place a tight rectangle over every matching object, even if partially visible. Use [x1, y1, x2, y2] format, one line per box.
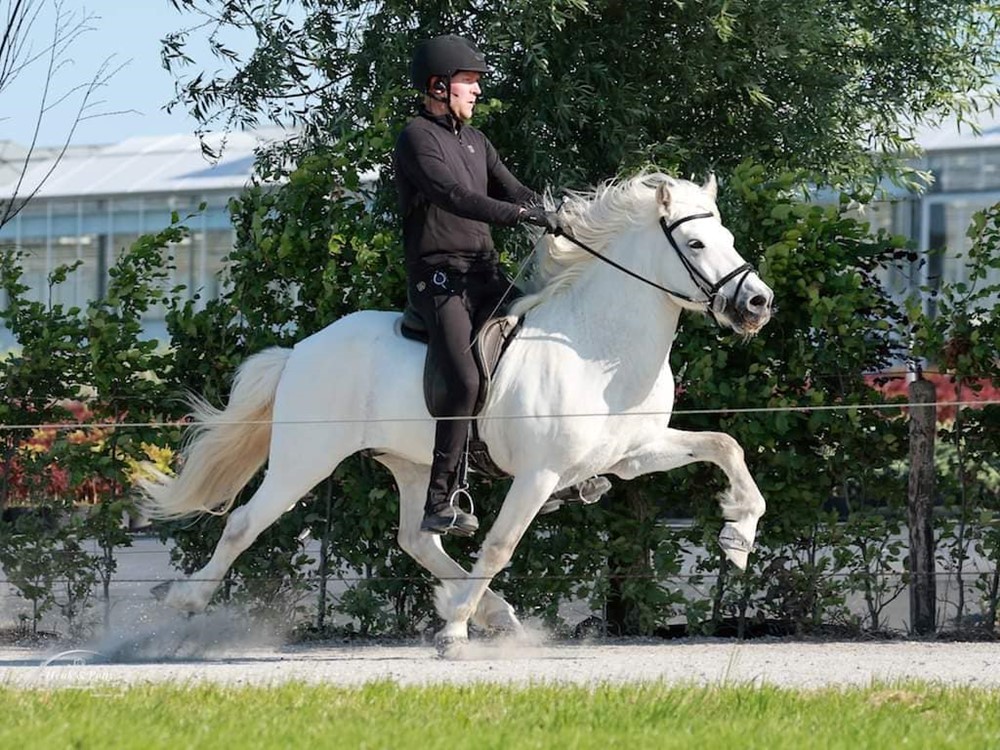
[396, 302, 612, 514]
[397, 304, 522, 478]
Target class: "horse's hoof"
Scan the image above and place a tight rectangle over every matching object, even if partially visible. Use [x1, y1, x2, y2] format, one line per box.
[435, 635, 469, 660]
[719, 525, 753, 571]
[723, 547, 749, 571]
[150, 581, 172, 601]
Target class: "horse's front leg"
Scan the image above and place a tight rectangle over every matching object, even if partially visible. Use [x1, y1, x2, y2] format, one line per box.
[376, 455, 523, 635]
[435, 469, 560, 651]
[608, 428, 766, 570]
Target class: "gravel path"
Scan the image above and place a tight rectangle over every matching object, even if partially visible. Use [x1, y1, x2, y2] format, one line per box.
[3, 638, 999, 690]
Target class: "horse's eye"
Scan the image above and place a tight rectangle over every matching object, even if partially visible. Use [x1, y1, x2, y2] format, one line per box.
[688, 239, 705, 250]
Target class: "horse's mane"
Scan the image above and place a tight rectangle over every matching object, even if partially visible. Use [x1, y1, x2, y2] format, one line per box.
[508, 171, 714, 317]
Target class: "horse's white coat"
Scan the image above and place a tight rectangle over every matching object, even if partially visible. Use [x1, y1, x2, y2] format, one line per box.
[141, 174, 774, 648]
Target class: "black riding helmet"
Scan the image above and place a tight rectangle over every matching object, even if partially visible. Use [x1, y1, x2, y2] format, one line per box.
[409, 34, 489, 92]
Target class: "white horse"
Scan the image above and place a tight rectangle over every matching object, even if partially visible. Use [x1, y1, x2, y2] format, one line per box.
[142, 172, 773, 652]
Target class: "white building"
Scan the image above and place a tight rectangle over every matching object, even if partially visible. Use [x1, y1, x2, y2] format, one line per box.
[0, 130, 282, 346]
[2, 122, 999, 350]
[865, 114, 1000, 310]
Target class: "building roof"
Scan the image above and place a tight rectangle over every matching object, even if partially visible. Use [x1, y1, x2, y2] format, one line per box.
[2, 110, 995, 204]
[0, 130, 285, 200]
[0, 141, 103, 191]
[911, 109, 1000, 152]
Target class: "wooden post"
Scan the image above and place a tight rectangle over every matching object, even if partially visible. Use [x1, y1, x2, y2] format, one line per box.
[908, 373, 937, 635]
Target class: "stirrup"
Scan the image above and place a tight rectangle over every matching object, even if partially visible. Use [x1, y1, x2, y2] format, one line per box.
[448, 485, 475, 517]
[538, 475, 611, 515]
[421, 485, 479, 537]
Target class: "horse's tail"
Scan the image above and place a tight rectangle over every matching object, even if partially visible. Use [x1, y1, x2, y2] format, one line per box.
[139, 346, 291, 520]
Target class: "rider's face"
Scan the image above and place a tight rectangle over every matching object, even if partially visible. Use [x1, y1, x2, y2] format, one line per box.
[447, 71, 481, 122]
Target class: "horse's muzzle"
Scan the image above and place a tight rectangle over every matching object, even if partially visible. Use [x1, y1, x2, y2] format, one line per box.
[731, 277, 774, 336]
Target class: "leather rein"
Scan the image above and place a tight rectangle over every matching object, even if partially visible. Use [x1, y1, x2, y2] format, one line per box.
[554, 212, 754, 319]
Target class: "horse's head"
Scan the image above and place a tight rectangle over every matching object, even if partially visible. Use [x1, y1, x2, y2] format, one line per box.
[654, 175, 773, 337]
[515, 172, 774, 337]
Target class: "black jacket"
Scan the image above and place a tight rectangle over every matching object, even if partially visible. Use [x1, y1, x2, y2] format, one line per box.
[394, 108, 539, 273]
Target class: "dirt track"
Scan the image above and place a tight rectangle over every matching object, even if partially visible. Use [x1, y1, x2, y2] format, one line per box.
[3, 637, 999, 690]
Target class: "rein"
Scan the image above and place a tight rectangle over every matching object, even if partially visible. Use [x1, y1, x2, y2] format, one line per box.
[555, 212, 754, 319]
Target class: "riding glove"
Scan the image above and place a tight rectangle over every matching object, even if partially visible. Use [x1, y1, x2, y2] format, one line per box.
[520, 205, 562, 235]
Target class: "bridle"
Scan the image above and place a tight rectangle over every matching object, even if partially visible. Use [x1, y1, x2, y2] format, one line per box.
[555, 211, 755, 322]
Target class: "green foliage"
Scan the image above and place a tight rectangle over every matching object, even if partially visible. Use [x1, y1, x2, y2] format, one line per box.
[323, 456, 435, 636]
[909, 203, 1000, 631]
[910, 202, 1000, 380]
[0, 251, 89, 514]
[1, 218, 199, 634]
[834, 511, 907, 633]
[164, 0, 1000, 191]
[77, 222, 192, 615]
[0, 506, 99, 637]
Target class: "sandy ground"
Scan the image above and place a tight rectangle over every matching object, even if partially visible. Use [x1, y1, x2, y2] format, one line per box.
[2, 538, 998, 691]
[2, 630, 999, 690]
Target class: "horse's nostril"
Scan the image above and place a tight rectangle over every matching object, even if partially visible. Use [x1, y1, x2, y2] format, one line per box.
[749, 294, 768, 310]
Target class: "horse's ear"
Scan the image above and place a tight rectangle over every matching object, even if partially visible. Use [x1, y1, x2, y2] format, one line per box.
[656, 181, 672, 212]
[702, 173, 718, 201]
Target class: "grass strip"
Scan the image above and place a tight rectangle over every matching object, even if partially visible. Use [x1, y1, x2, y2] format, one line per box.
[2, 680, 1000, 749]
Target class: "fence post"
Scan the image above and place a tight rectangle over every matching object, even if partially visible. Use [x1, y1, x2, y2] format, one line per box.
[907, 372, 937, 634]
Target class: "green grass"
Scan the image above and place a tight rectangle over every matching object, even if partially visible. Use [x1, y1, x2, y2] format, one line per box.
[3, 681, 1000, 749]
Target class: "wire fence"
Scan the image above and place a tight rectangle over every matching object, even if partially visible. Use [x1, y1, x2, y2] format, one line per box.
[0, 397, 997, 432]
[1, 382, 998, 639]
[0, 564, 992, 593]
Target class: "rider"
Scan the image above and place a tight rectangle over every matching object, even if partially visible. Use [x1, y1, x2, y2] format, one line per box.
[394, 34, 608, 536]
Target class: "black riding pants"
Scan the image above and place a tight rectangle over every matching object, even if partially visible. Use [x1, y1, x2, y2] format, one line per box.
[409, 265, 513, 511]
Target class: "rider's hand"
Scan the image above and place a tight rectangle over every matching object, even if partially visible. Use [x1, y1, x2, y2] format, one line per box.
[519, 205, 562, 235]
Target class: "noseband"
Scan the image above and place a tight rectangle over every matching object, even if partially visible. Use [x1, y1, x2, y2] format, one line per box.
[556, 212, 754, 321]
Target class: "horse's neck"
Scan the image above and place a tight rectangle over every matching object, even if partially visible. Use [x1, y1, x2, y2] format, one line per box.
[532, 229, 682, 373]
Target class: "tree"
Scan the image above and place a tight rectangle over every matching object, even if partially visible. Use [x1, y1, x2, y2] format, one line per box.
[0, 0, 124, 231]
[162, 0, 1000, 189]
[1, 217, 195, 633]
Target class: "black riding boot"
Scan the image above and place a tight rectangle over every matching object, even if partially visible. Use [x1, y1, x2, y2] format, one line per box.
[421, 488, 479, 537]
[421, 424, 479, 537]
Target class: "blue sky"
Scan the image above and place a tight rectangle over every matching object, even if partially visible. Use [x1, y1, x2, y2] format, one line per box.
[1, 1, 220, 147]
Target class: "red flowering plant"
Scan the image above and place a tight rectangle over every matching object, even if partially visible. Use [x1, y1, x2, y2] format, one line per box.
[868, 371, 1000, 424]
[0, 397, 178, 638]
[0, 398, 102, 638]
[0, 399, 142, 509]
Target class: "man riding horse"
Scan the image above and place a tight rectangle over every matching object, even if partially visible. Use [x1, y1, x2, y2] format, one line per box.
[393, 34, 607, 536]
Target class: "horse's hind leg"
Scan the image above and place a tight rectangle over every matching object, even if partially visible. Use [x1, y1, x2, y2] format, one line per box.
[159, 448, 336, 614]
[377, 455, 522, 634]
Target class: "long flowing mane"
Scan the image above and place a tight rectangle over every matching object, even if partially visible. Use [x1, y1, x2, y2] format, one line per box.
[508, 171, 710, 316]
